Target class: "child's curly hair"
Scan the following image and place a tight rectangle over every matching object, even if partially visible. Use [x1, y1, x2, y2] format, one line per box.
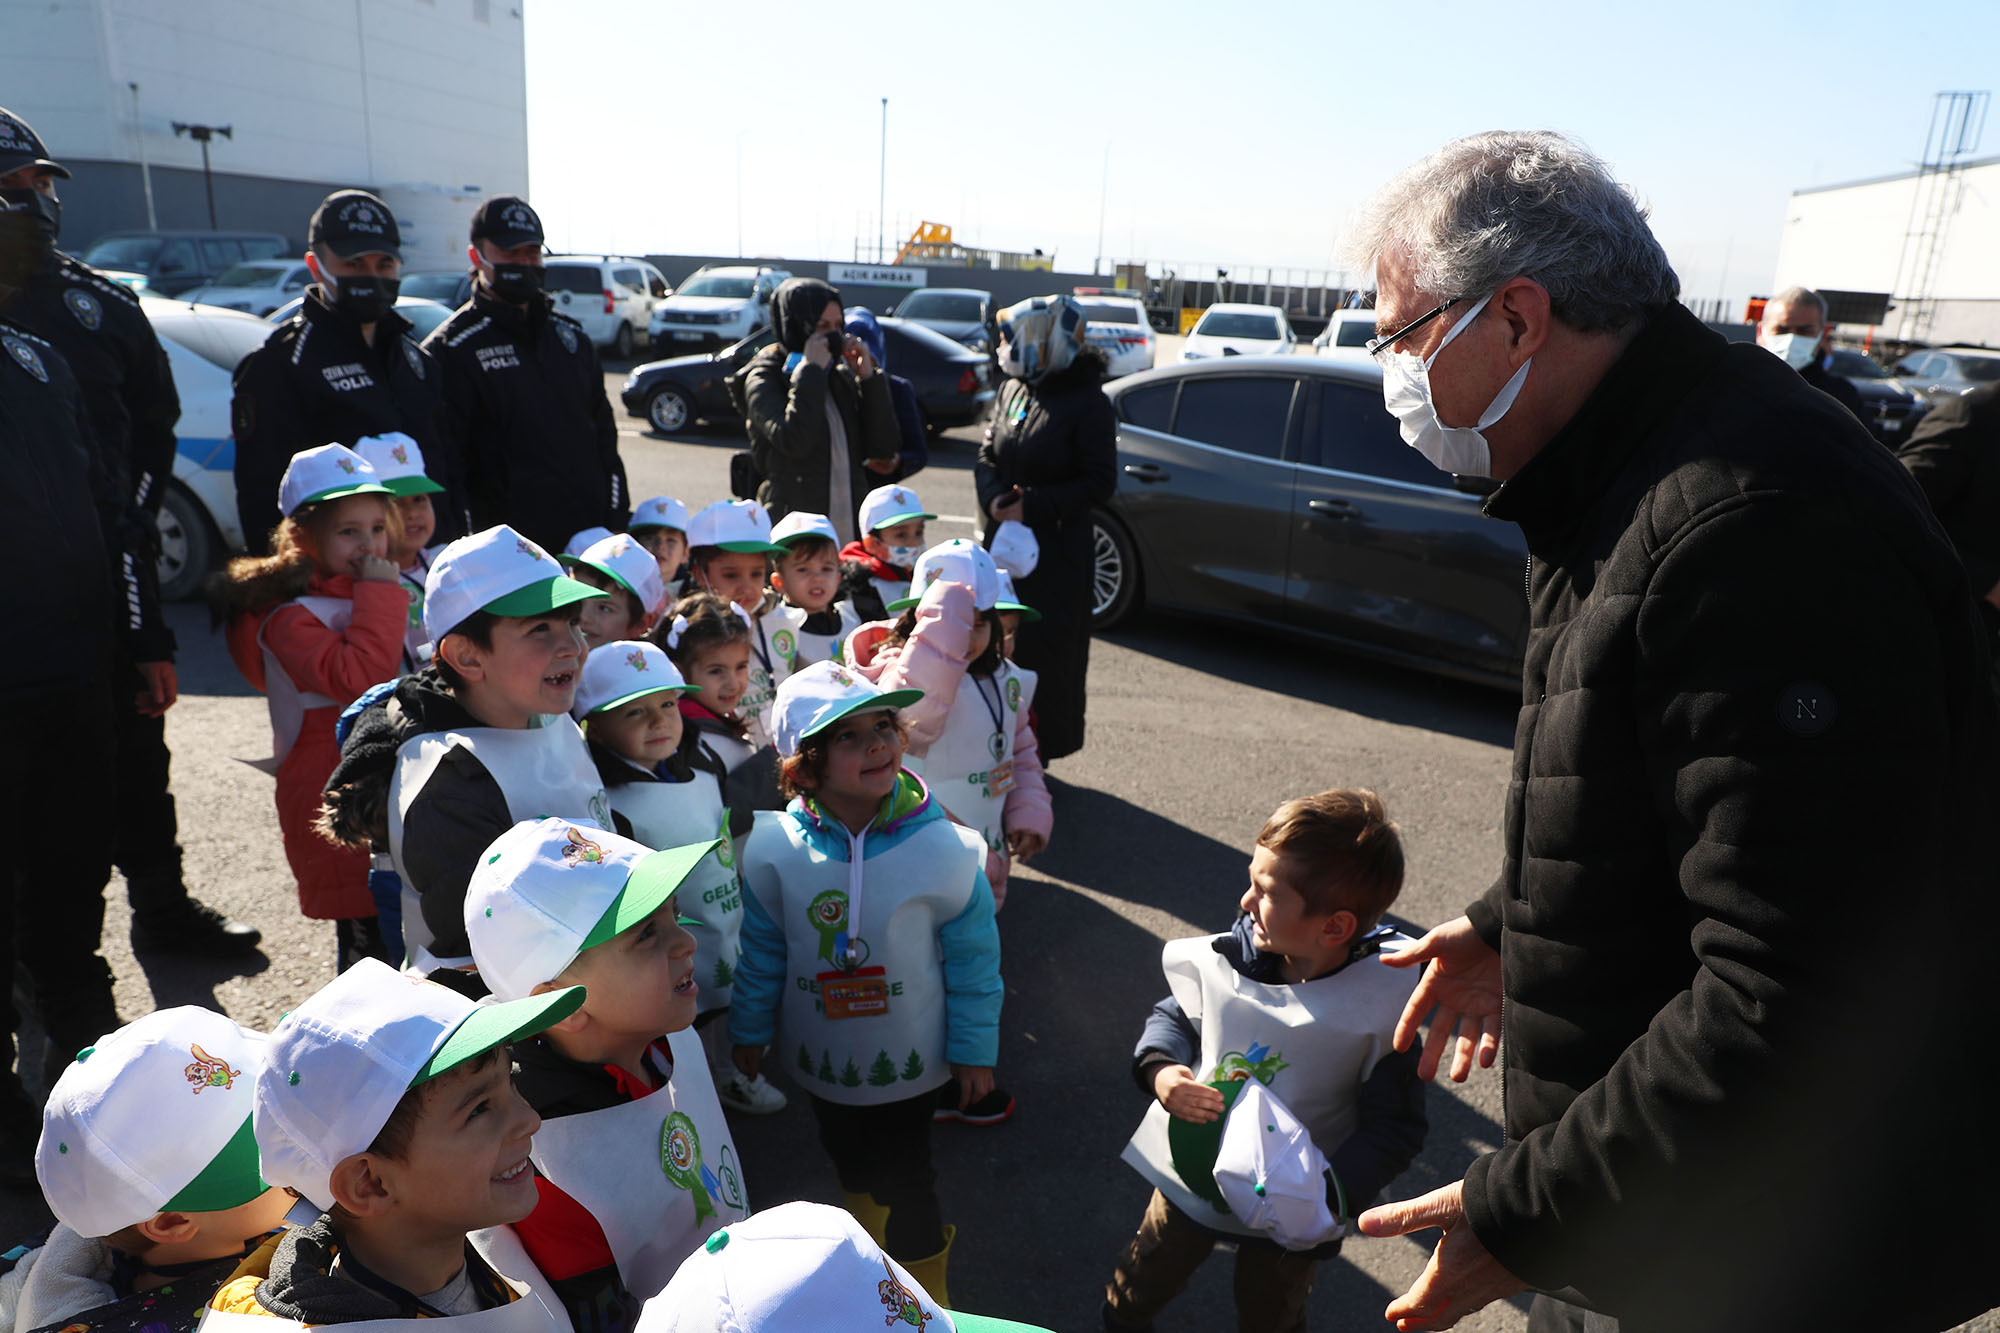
[777, 710, 911, 800]
[205, 495, 401, 617]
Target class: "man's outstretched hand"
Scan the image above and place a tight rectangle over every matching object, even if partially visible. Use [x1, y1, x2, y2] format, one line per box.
[1383, 914, 1503, 1082]
[1360, 1180, 1525, 1330]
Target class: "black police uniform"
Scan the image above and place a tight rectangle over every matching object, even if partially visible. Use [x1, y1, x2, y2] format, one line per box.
[231, 292, 455, 553]
[425, 285, 629, 552]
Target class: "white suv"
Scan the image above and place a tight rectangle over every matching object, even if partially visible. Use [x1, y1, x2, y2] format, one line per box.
[541, 256, 670, 358]
[651, 265, 790, 353]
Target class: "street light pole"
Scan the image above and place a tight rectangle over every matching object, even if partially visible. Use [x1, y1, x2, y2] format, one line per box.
[878, 98, 887, 265]
[171, 121, 232, 229]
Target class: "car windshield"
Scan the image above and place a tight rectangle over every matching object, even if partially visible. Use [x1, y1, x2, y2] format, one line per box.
[1952, 355, 2000, 383]
[401, 272, 465, 302]
[900, 292, 984, 321]
[1081, 302, 1141, 325]
[398, 300, 452, 340]
[1334, 321, 1374, 347]
[679, 275, 757, 300]
[542, 266, 602, 296]
[1196, 312, 1281, 340]
[154, 313, 277, 372]
[84, 236, 163, 269]
[1827, 350, 1888, 379]
[214, 262, 288, 286]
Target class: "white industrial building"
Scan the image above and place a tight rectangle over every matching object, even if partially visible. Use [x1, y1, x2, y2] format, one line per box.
[1772, 155, 2000, 350]
[0, 0, 527, 270]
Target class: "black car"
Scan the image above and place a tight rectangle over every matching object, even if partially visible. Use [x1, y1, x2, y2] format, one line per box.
[1824, 348, 1927, 444]
[888, 287, 996, 354]
[620, 318, 994, 435]
[1093, 356, 1530, 689]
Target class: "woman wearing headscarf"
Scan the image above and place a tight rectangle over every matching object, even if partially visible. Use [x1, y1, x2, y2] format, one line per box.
[975, 295, 1116, 762]
[739, 276, 899, 540]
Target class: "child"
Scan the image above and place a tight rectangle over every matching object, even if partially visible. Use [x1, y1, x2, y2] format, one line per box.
[318, 524, 612, 973]
[728, 661, 1003, 1307]
[216, 442, 404, 970]
[1103, 789, 1428, 1333]
[465, 818, 749, 1330]
[628, 496, 691, 602]
[836, 485, 935, 624]
[683, 500, 785, 745]
[565, 526, 616, 559]
[994, 567, 1042, 767]
[204, 959, 583, 1328]
[768, 511, 859, 670]
[572, 642, 786, 1117]
[9, 1008, 291, 1333]
[655, 593, 782, 827]
[563, 533, 668, 650]
[356, 432, 450, 673]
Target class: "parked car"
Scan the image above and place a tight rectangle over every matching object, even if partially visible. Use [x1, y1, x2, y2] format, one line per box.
[81, 230, 290, 297]
[1312, 308, 1379, 361]
[1180, 303, 1295, 360]
[1890, 345, 2000, 405]
[141, 297, 275, 599]
[1074, 292, 1156, 377]
[399, 270, 473, 309]
[178, 259, 314, 316]
[1824, 348, 1927, 444]
[650, 265, 789, 354]
[890, 287, 995, 354]
[542, 255, 670, 357]
[1092, 355, 1528, 689]
[620, 316, 993, 436]
[266, 293, 455, 342]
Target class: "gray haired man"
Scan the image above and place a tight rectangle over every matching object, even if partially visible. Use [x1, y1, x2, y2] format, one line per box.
[1758, 284, 1865, 423]
[1346, 132, 1998, 1332]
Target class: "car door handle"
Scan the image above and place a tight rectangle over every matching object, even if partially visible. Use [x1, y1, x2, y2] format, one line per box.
[1308, 497, 1359, 519]
[1123, 463, 1171, 483]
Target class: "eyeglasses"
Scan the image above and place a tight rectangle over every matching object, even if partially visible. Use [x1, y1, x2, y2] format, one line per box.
[1366, 297, 1463, 358]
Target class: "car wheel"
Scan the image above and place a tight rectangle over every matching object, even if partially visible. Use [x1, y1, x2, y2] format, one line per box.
[647, 384, 694, 434]
[1090, 507, 1141, 629]
[156, 482, 217, 603]
[613, 322, 636, 359]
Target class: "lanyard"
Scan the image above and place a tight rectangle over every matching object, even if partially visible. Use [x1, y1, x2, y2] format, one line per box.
[972, 672, 1007, 761]
[750, 614, 774, 674]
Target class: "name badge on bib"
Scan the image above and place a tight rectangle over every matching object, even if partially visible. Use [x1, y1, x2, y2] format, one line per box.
[819, 965, 890, 1020]
[986, 759, 1015, 798]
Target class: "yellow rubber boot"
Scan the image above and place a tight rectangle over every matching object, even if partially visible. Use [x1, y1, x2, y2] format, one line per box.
[898, 1224, 956, 1308]
[841, 1192, 891, 1248]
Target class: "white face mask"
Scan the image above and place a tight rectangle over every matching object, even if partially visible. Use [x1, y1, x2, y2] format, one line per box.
[887, 544, 923, 569]
[1379, 291, 1531, 478]
[1762, 331, 1821, 371]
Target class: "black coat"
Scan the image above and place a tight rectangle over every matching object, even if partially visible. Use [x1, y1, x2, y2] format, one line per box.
[1799, 355, 1867, 424]
[739, 345, 899, 537]
[232, 289, 454, 552]
[1896, 380, 2000, 606]
[975, 352, 1116, 760]
[425, 286, 627, 553]
[1460, 304, 2000, 1331]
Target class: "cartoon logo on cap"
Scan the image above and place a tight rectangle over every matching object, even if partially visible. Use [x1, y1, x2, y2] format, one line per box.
[892, 489, 910, 506]
[561, 827, 605, 867]
[336, 456, 356, 474]
[391, 444, 409, 464]
[877, 1260, 933, 1328]
[64, 288, 102, 332]
[825, 665, 855, 688]
[515, 536, 549, 562]
[625, 648, 648, 671]
[1213, 1042, 1289, 1087]
[185, 1044, 242, 1095]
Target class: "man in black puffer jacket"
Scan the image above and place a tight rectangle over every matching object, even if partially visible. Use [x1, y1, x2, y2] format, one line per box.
[1344, 132, 2000, 1333]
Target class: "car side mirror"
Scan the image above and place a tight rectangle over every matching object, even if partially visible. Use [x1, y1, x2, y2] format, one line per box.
[1452, 473, 1499, 497]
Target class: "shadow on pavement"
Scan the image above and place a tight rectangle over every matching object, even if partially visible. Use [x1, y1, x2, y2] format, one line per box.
[1028, 775, 1245, 926]
[135, 948, 272, 1013]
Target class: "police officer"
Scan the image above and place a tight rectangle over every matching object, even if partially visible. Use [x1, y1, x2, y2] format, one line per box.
[0, 107, 258, 959]
[232, 188, 458, 553]
[424, 195, 628, 551]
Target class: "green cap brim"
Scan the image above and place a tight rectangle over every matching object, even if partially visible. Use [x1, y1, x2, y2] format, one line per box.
[715, 540, 785, 555]
[581, 559, 645, 603]
[578, 840, 724, 951]
[868, 510, 938, 530]
[162, 1115, 268, 1214]
[947, 1316, 1059, 1332]
[482, 574, 600, 618]
[996, 600, 1042, 623]
[413, 985, 587, 1085]
[1166, 1078, 1246, 1209]
[800, 689, 924, 745]
[587, 681, 700, 715]
[297, 480, 395, 508]
[380, 475, 447, 497]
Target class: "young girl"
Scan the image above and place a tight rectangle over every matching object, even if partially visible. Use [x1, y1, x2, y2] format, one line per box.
[629, 495, 692, 602]
[729, 661, 1002, 1307]
[573, 638, 787, 1117]
[684, 499, 786, 746]
[215, 444, 406, 969]
[656, 592, 784, 832]
[355, 432, 448, 672]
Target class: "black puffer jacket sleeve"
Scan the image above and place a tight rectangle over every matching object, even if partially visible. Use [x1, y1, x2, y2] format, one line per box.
[1896, 381, 2000, 595]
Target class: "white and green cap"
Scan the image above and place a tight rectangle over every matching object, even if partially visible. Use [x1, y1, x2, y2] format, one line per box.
[422, 523, 599, 644]
[994, 570, 1041, 623]
[631, 496, 690, 533]
[37, 1007, 270, 1238]
[686, 499, 782, 553]
[352, 432, 446, 497]
[572, 532, 668, 619]
[573, 639, 698, 720]
[769, 510, 840, 549]
[253, 959, 583, 1211]
[771, 659, 921, 758]
[887, 538, 1001, 613]
[564, 526, 617, 558]
[858, 484, 935, 533]
[276, 442, 393, 516]
[466, 817, 720, 1003]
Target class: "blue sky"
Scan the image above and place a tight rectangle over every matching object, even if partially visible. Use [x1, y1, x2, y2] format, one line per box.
[523, 0, 2000, 311]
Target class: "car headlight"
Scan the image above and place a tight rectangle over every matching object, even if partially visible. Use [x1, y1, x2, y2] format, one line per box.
[622, 374, 639, 392]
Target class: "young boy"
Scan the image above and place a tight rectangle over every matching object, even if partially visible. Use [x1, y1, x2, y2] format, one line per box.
[836, 485, 935, 624]
[628, 497, 691, 602]
[465, 817, 748, 1331]
[683, 500, 786, 745]
[767, 511, 859, 670]
[563, 533, 667, 651]
[1103, 789, 1427, 1333]
[319, 524, 613, 972]
[9, 1009, 291, 1333]
[356, 432, 450, 673]
[204, 959, 584, 1328]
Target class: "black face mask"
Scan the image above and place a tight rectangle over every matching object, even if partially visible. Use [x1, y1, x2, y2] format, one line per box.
[0, 189, 59, 251]
[324, 271, 400, 324]
[488, 262, 544, 302]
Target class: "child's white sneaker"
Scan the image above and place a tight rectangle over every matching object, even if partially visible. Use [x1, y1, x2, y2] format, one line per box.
[717, 1068, 788, 1115]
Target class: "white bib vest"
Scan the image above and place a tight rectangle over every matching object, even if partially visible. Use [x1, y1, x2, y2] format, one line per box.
[388, 717, 610, 967]
[1012, 662, 1038, 714]
[397, 560, 431, 673]
[525, 1029, 749, 1299]
[785, 601, 859, 669]
[740, 608, 793, 752]
[902, 662, 1025, 860]
[608, 768, 741, 1012]
[260, 595, 349, 763]
[871, 574, 909, 609]
[1121, 932, 1419, 1238]
[739, 808, 983, 1105]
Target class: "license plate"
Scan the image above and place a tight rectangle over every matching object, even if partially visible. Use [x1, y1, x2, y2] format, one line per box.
[672, 331, 703, 340]
[1882, 417, 1904, 431]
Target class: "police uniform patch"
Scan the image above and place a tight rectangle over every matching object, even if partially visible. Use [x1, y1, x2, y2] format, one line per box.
[4, 335, 48, 383]
[63, 288, 102, 332]
[402, 339, 425, 379]
[554, 321, 577, 354]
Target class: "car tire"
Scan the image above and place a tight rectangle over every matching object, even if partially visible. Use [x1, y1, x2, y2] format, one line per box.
[156, 482, 217, 603]
[613, 322, 636, 359]
[1090, 506, 1141, 629]
[647, 384, 694, 435]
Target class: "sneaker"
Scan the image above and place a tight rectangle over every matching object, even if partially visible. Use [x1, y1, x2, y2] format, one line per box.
[716, 1069, 788, 1115]
[933, 1083, 1016, 1125]
[131, 897, 262, 957]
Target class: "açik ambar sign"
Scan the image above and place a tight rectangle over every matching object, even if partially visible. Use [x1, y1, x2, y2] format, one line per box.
[829, 263, 928, 289]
